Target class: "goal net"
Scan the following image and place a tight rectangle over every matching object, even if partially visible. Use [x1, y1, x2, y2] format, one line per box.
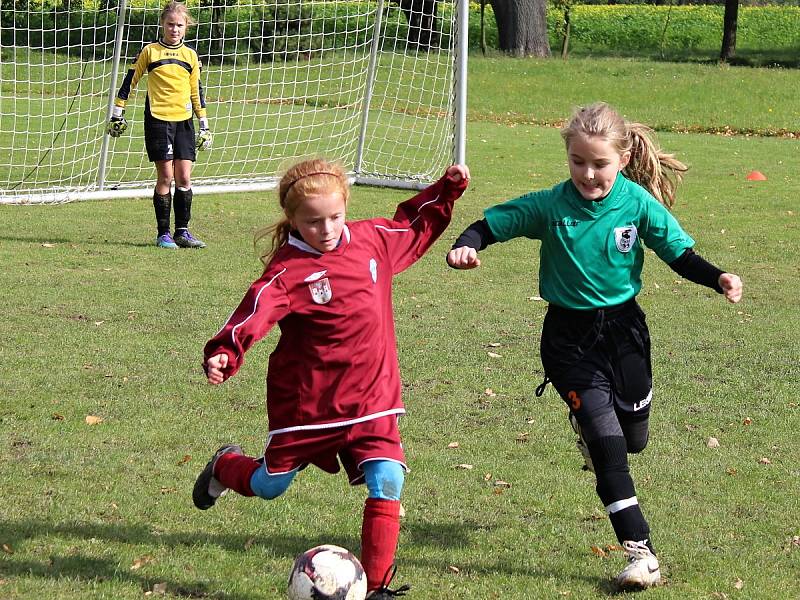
[0, 0, 467, 204]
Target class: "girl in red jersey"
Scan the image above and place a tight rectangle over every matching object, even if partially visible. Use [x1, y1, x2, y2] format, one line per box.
[194, 158, 469, 598]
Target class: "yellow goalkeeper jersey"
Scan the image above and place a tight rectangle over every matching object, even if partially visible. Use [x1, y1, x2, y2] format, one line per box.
[114, 40, 207, 122]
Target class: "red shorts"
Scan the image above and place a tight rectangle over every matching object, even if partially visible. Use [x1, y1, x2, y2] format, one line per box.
[263, 415, 407, 485]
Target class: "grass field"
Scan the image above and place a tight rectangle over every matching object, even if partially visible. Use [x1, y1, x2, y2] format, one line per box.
[1, 55, 799, 599]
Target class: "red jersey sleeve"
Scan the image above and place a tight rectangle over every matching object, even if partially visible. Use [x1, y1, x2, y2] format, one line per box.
[376, 173, 468, 274]
[203, 266, 290, 381]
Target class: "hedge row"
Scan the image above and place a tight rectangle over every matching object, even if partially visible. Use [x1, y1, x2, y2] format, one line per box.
[2, 3, 800, 61]
[543, 5, 800, 52]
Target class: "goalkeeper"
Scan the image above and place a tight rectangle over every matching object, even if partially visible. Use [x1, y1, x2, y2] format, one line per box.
[107, 1, 211, 249]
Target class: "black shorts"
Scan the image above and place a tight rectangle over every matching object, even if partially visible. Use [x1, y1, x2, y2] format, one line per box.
[540, 298, 652, 435]
[144, 114, 196, 162]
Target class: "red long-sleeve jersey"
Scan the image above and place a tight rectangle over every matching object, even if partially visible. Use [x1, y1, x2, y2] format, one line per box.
[204, 174, 467, 435]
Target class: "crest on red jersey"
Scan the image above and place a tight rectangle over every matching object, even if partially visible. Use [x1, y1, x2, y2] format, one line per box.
[309, 278, 333, 304]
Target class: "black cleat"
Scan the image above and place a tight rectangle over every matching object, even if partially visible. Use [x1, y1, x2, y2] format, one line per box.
[192, 444, 243, 510]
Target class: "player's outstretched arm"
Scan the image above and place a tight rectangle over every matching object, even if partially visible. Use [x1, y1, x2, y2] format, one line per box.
[204, 354, 229, 385]
[447, 246, 481, 269]
[718, 272, 743, 303]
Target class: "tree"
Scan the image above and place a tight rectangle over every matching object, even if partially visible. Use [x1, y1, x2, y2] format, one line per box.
[489, 0, 550, 57]
[396, 0, 440, 50]
[720, 0, 738, 61]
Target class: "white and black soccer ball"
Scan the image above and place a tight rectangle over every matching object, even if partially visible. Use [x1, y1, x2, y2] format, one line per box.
[287, 544, 367, 600]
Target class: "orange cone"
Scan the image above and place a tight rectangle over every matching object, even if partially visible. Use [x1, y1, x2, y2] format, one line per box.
[746, 170, 767, 181]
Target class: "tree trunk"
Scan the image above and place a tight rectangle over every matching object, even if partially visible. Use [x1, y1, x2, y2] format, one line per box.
[489, 0, 550, 57]
[560, 5, 570, 60]
[398, 0, 440, 50]
[720, 0, 738, 62]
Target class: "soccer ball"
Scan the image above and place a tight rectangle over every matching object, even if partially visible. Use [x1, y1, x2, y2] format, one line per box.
[287, 544, 367, 600]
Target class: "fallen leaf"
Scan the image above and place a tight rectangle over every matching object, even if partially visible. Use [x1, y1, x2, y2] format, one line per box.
[483, 473, 492, 481]
[448, 565, 460, 574]
[160, 487, 176, 494]
[590, 545, 607, 557]
[487, 342, 501, 348]
[447, 442, 460, 449]
[51, 413, 65, 421]
[453, 464, 473, 470]
[493, 480, 511, 488]
[93, 321, 104, 326]
[130, 555, 153, 570]
[151, 582, 167, 595]
[707, 437, 720, 449]
[177, 455, 191, 465]
[734, 578, 744, 590]
[487, 352, 502, 358]
[85, 415, 103, 425]
[515, 432, 529, 442]
[41, 243, 55, 248]
[1, 544, 12, 554]
[743, 417, 753, 425]
[244, 538, 255, 550]
[726, 468, 737, 476]
[484, 388, 496, 397]
[399, 503, 406, 518]
[758, 457, 772, 465]
[583, 509, 606, 521]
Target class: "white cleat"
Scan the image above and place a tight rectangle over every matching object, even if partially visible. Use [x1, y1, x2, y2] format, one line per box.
[569, 412, 594, 473]
[616, 540, 661, 590]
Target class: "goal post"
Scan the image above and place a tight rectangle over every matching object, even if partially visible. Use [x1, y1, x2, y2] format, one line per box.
[0, 0, 468, 205]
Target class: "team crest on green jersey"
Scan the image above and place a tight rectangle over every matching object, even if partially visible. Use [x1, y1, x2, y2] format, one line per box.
[614, 225, 638, 253]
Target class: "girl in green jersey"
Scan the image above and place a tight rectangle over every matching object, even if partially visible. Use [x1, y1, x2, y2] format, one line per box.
[447, 102, 742, 590]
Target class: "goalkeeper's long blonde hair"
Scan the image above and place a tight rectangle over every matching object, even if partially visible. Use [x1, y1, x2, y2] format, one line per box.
[256, 158, 350, 268]
[560, 102, 687, 208]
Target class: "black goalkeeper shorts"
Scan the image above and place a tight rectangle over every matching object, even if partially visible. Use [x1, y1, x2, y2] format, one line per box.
[144, 114, 196, 162]
[540, 298, 653, 440]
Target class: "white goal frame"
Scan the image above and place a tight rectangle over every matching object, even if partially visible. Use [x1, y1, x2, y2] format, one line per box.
[0, 0, 467, 204]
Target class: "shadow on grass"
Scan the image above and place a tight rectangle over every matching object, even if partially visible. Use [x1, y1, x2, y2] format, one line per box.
[0, 233, 164, 249]
[0, 518, 357, 598]
[566, 47, 800, 69]
[1, 517, 618, 595]
[0, 518, 479, 597]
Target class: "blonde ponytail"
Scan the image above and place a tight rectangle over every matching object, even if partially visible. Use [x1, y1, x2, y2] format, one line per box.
[623, 122, 687, 209]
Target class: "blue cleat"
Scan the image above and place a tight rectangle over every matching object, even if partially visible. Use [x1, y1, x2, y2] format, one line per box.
[156, 232, 178, 249]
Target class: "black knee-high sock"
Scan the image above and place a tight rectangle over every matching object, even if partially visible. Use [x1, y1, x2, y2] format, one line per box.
[153, 191, 172, 236]
[173, 187, 193, 231]
[589, 435, 655, 553]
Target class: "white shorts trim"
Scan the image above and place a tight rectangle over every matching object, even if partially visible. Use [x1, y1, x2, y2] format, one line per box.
[267, 408, 405, 437]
